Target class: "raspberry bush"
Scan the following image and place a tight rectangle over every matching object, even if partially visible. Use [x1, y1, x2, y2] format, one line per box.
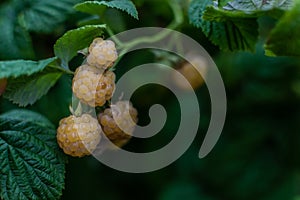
[1, 0, 300, 200]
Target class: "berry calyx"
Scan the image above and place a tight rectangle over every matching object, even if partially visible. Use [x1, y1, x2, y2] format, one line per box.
[57, 114, 102, 157]
[98, 101, 138, 148]
[87, 38, 118, 70]
[72, 64, 116, 107]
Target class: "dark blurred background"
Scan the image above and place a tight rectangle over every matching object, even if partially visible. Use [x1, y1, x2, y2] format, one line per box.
[1, 0, 300, 199]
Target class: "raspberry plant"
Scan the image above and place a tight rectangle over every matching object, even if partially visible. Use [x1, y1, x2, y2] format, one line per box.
[0, 0, 300, 199]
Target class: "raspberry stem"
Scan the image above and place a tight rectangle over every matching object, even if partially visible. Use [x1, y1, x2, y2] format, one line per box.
[111, 0, 184, 69]
[48, 63, 74, 75]
[105, 25, 124, 47]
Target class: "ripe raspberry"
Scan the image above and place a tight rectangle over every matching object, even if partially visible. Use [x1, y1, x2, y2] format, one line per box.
[57, 114, 102, 157]
[86, 38, 118, 70]
[72, 64, 116, 107]
[173, 56, 208, 90]
[0, 78, 7, 96]
[98, 101, 138, 148]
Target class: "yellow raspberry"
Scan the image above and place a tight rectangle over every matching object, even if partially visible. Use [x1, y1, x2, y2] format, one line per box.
[86, 38, 118, 70]
[72, 64, 116, 107]
[98, 101, 138, 148]
[56, 114, 102, 157]
[173, 56, 208, 90]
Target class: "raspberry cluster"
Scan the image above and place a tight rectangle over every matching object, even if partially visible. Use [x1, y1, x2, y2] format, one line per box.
[72, 38, 118, 107]
[57, 38, 138, 157]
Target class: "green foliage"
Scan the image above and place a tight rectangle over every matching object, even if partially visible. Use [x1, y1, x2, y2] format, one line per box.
[74, 0, 139, 19]
[2, 0, 300, 199]
[0, 0, 82, 60]
[0, 57, 65, 107]
[265, 0, 300, 56]
[205, 0, 293, 20]
[0, 57, 56, 79]
[189, 0, 295, 53]
[0, 109, 66, 200]
[221, 0, 293, 12]
[0, 4, 34, 59]
[188, 0, 210, 29]
[18, 0, 83, 33]
[217, 0, 231, 7]
[3, 66, 63, 107]
[189, 0, 258, 51]
[54, 25, 106, 68]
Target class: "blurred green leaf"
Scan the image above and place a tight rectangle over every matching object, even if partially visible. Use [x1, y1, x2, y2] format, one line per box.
[54, 25, 106, 68]
[3, 66, 63, 107]
[265, 0, 300, 56]
[103, 9, 126, 32]
[0, 109, 65, 200]
[0, 0, 84, 60]
[0, 57, 56, 79]
[0, 5, 34, 60]
[18, 0, 82, 33]
[74, 0, 139, 19]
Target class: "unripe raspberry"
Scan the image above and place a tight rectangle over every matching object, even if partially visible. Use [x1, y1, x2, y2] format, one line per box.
[98, 101, 138, 148]
[173, 56, 208, 90]
[72, 64, 116, 107]
[57, 114, 102, 157]
[86, 38, 118, 70]
[0, 78, 7, 96]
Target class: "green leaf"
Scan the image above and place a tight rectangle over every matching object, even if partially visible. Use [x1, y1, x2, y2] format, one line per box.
[54, 25, 106, 67]
[189, 0, 258, 52]
[189, 0, 210, 28]
[218, 19, 258, 51]
[217, 0, 294, 19]
[3, 66, 63, 107]
[203, 5, 255, 22]
[222, 0, 293, 12]
[265, 0, 300, 56]
[74, 0, 139, 19]
[0, 57, 56, 79]
[189, 0, 295, 52]
[218, 0, 232, 8]
[0, 5, 34, 60]
[0, 109, 66, 200]
[18, 0, 83, 33]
